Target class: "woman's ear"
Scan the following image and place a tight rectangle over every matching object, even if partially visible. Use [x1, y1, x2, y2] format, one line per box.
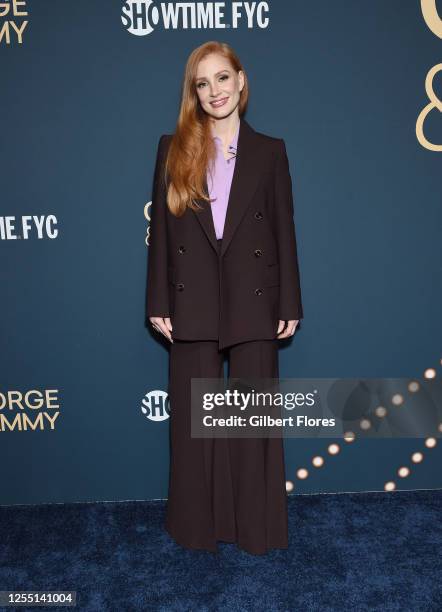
[238, 70, 245, 93]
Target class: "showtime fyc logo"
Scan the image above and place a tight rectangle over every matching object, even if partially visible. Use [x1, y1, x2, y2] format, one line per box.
[141, 390, 170, 422]
[121, 0, 269, 36]
[0, 215, 58, 240]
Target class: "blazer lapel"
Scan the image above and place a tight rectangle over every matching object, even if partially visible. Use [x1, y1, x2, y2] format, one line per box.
[220, 118, 265, 257]
[193, 117, 266, 257]
[193, 176, 218, 254]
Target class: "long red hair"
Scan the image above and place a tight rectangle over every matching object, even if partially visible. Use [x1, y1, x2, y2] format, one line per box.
[163, 41, 249, 217]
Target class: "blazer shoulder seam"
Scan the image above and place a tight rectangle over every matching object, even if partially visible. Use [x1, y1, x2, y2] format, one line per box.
[251, 129, 283, 145]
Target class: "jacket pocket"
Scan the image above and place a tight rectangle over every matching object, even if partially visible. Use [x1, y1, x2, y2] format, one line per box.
[264, 263, 280, 287]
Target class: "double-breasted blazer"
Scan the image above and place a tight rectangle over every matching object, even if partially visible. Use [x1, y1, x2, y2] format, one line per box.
[146, 117, 304, 350]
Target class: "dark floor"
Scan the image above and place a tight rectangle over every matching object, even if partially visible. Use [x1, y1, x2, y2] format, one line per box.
[0, 489, 441, 611]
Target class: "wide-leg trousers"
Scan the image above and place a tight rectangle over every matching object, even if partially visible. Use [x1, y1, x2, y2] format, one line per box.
[165, 243, 288, 555]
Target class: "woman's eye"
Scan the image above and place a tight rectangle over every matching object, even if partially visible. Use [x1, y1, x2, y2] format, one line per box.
[197, 74, 229, 89]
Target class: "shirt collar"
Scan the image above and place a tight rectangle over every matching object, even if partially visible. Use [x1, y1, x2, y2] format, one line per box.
[213, 121, 240, 152]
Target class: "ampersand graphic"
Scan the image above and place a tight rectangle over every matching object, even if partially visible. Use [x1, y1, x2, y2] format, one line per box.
[421, 0, 442, 38]
[416, 63, 442, 151]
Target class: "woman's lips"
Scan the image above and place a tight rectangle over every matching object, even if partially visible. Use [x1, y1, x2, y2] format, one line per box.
[210, 97, 229, 108]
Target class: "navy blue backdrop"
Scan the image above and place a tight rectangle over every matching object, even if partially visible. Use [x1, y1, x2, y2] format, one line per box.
[1, 0, 441, 504]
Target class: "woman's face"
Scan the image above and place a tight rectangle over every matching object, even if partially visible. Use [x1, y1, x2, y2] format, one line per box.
[195, 53, 244, 119]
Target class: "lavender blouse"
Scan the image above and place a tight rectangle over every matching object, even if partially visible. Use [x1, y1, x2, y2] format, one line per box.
[206, 122, 240, 240]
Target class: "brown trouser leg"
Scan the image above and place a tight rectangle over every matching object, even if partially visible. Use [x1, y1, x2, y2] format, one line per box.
[165, 338, 288, 555]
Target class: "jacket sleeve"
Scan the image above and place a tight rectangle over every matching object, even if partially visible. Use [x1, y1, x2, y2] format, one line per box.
[146, 135, 170, 320]
[274, 138, 304, 321]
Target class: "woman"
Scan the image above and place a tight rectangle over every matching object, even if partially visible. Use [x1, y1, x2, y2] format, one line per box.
[146, 41, 303, 555]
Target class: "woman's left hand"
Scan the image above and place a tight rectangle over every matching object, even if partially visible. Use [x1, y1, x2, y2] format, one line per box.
[277, 319, 299, 339]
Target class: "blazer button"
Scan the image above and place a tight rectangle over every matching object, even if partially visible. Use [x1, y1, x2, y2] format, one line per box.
[255, 288, 263, 296]
[177, 283, 184, 291]
[254, 211, 263, 220]
[254, 249, 263, 257]
[178, 245, 186, 254]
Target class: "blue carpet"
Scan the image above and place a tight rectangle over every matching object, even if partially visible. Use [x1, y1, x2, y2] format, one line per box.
[0, 489, 441, 611]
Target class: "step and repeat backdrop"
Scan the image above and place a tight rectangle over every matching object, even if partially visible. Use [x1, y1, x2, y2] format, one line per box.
[1, 1, 441, 505]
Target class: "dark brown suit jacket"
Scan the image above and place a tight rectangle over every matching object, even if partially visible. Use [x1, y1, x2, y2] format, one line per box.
[146, 117, 303, 350]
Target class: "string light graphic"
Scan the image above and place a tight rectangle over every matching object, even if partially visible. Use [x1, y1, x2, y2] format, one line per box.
[286, 359, 441, 493]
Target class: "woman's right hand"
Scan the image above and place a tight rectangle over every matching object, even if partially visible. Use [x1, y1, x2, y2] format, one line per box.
[149, 316, 173, 343]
